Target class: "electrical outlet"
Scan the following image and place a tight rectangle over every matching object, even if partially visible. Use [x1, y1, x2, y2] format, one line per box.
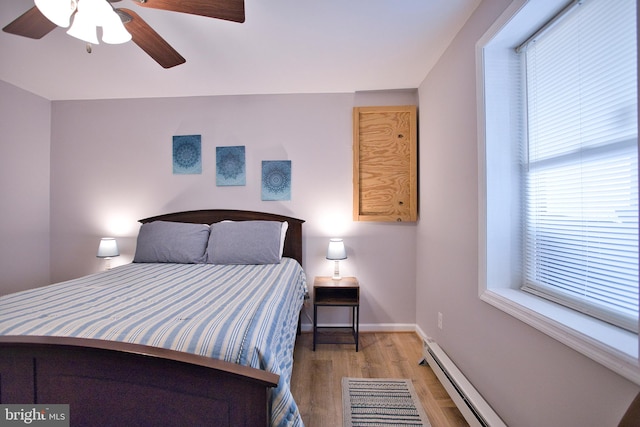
[437, 312, 443, 329]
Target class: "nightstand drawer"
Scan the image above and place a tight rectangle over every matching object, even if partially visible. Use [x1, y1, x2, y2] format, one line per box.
[314, 287, 358, 305]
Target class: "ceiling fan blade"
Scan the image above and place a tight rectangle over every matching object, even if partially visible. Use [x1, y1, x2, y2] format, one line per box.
[2, 6, 57, 39]
[118, 8, 185, 69]
[134, 0, 245, 23]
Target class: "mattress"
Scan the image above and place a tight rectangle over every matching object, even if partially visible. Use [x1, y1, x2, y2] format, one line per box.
[0, 258, 307, 427]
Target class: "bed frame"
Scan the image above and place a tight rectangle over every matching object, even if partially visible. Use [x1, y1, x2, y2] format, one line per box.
[0, 210, 305, 426]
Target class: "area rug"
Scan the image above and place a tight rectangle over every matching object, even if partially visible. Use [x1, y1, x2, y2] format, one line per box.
[342, 378, 431, 426]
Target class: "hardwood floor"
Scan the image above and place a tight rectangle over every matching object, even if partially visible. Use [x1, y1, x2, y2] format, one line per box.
[290, 332, 469, 427]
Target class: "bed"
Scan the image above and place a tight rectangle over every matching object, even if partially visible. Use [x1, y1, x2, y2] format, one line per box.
[0, 210, 306, 427]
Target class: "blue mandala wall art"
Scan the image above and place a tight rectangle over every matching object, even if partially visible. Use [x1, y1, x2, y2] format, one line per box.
[262, 160, 291, 201]
[216, 146, 246, 186]
[173, 135, 202, 174]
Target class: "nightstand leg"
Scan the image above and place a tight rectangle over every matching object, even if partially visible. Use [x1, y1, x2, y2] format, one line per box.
[313, 303, 317, 351]
[355, 305, 359, 352]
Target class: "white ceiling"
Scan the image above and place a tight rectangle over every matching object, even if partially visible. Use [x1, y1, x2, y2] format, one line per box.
[0, 0, 480, 101]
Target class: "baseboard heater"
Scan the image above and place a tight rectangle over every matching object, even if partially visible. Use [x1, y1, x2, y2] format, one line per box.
[422, 338, 507, 427]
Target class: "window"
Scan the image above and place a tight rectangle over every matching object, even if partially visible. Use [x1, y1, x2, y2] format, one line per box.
[520, 0, 638, 332]
[478, 0, 639, 385]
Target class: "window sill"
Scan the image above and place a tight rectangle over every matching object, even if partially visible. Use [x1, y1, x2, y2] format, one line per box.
[480, 288, 640, 385]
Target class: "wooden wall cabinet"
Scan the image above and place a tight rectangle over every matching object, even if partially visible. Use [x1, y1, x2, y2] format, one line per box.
[353, 105, 418, 222]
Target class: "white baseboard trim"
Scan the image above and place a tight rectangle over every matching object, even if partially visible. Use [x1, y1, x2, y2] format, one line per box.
[415, 324, 428, 341]
[360, 323, 417, 332]
[299, 322, 418, 333]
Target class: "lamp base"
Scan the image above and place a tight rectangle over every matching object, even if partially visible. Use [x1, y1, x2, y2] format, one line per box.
[332, 260, 342, 280]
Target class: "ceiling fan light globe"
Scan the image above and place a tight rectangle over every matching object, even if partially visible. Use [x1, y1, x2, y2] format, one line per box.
[66, 9, 98, 44]
[84, 0, 113, 27]
[35, 0, 77, 28]
[101, 11, 131, 44]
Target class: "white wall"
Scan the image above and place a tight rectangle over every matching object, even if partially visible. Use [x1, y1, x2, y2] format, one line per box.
[416, 1, 640, 426]
[48, 91, 418, 330]
[0, 80, 51, 295]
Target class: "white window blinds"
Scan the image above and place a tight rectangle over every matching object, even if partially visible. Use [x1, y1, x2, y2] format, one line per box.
[521, 0, 639, 332]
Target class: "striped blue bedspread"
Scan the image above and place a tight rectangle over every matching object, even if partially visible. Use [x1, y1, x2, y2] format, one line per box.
[0, 258, 307, 427]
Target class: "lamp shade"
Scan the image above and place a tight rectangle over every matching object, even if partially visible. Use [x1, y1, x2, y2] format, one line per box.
[326, 238, 347, 260]
[97, 237, 119, 258]
[35, 0, 77, 28]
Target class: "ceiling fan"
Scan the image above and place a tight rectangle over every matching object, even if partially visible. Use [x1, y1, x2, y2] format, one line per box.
[2, 0, 245, 68]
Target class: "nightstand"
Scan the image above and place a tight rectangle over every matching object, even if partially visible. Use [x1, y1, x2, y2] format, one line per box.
[313, 276, 359, 351]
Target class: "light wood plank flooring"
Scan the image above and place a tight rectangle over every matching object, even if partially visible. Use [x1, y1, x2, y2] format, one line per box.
[290, 332, 469, 427]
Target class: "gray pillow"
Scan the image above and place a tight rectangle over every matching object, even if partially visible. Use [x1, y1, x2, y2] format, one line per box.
[133, 221, 210, 263]
[206, 220, 284, 264]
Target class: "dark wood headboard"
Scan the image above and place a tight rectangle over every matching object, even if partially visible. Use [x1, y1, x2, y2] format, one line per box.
[139, 209, 305, 266]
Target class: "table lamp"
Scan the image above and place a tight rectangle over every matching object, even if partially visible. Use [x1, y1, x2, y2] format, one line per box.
[326, 238, 347, 280]
[97, 237, 119, 270]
